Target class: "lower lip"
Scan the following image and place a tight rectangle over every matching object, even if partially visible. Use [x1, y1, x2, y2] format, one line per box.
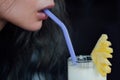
[37, 12, 48, 20]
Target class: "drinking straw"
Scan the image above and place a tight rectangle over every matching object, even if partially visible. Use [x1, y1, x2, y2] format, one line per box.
[44, 9, 77, 64]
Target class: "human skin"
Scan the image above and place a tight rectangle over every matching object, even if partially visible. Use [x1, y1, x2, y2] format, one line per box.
[0, 0, 55, 31]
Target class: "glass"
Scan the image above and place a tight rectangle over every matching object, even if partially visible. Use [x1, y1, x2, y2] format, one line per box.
[68, 55, 106, 80]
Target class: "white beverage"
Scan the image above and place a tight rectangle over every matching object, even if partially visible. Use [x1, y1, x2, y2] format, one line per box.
[68, 55, 106, 80]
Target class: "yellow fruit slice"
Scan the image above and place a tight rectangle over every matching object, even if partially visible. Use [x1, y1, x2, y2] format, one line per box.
[91, 34, 113, 77]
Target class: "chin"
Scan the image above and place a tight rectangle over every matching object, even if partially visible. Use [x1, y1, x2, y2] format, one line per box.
[23, 22, 43, 31]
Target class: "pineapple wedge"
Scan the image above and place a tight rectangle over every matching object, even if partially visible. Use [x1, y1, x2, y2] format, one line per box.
[91, 34, 113, 77]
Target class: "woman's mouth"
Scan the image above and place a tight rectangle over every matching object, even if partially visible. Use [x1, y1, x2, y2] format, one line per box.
[37, 11, 48, 20]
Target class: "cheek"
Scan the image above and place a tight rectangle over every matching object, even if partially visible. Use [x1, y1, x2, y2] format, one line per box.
[5, 12, 43, 31]
[2, 1, 43, 31]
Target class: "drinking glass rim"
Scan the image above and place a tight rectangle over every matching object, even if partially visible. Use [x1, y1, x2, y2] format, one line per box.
[68, 55, 92, 63]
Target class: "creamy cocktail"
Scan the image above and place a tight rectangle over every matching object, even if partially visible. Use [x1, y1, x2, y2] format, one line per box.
[68, 55, 106, 80]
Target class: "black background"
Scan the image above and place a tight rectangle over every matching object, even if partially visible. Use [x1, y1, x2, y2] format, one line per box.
[65, 0, 120, 80]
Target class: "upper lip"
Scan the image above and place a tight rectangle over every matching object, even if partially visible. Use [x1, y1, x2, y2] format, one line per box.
[38, 4, 55, 12]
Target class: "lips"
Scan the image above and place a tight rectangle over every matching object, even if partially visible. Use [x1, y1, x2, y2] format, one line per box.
[37, 3, 55, 20]
[37, 11, 48, 20]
